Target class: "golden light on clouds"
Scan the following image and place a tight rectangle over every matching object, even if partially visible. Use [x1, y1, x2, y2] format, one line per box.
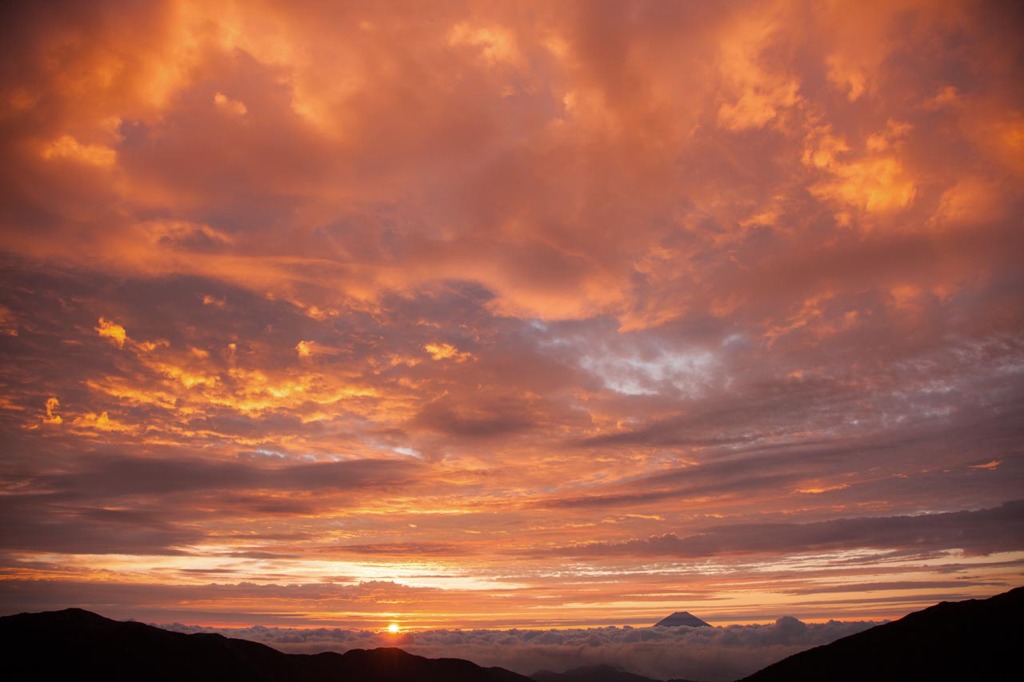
[41, 397, 62, 425]
[424, 342, 472, 363]
[213, 92, 247, 117]
[95, 318, 128, 349]
[42, 135, 118, 167]
[0, 0, 1021, 651]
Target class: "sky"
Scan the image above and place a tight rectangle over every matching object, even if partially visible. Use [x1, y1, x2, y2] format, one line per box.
[1, 0, 1022, 644]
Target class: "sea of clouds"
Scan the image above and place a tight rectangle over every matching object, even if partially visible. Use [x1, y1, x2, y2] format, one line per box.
[163, 618, 880, 681]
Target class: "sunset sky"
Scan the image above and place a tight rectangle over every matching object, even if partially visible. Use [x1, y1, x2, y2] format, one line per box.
[1, 0, 1022, 634]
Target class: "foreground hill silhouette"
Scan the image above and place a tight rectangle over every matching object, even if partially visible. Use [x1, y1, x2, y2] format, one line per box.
[739, 586, 1023, 682]
[532, 663, 702, 682]
[0, 608, 530, 682]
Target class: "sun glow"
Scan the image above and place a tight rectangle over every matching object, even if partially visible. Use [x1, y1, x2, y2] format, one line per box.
[387, 623, 401, 634]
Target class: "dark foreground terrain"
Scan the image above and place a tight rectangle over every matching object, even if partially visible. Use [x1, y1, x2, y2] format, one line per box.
[532, 663, 701, 682]
[1, 587, 1019, 681]
[0, 607, 530, 682]
[739, 586, 1022, 681]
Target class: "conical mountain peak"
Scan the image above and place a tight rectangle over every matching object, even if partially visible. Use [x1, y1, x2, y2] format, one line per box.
[654, 611, 711, 627]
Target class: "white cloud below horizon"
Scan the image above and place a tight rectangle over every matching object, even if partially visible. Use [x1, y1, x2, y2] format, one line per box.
[161, 618, 880, 681]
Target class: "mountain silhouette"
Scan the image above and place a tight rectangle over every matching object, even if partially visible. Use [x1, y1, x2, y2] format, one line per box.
[531, 663, 703, 682]
[653, 611, 710, 628]
[2, 588, 1019, 682]
[738, 586, 1023, 681]
[532, 663, 663, 682]
[0, 608, 531, 682]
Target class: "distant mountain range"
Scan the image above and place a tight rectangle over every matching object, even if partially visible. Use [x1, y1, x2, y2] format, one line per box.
[1, 587, 1019, 681]
[0, 608, 531, 682]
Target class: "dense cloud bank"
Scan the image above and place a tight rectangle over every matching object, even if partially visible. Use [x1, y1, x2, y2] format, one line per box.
[163, 620, 879, 681]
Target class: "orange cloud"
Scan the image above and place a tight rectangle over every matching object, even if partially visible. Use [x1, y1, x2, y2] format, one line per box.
[447, 22, 523, 67]
[213, 92, 248, 117]
[0, 305, 17, 336]
[295, 340, 314, 359]
[42, 135, 117, 167]
[424, 343, 473, 363]
[804, 124, 917, 220]
[71, 410, 136, 434]
[970, 460, 1001, 471]
[930, 177, 1010, 230]
[42, 397, 62, 425]
[95, 318, 127, 348]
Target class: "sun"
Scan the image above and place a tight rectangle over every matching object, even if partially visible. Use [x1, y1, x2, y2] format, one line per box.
[387, 623, 400, 634]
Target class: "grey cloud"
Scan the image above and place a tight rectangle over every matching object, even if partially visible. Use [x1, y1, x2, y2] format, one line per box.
[34, 454, 423, 498]
[0, 455, 423, 554]
[554, 501, 1024, 559]
[414, 398, 537, 439]
[778, 580, 1003, 596]
[0, 494, 201, 555]
[554, 399, 1024, 512]
[549, 435, 878, 509]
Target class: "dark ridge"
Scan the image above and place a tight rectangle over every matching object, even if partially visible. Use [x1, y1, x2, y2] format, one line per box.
[738, 586, 1024, 682]
[0, 608, 531, 682]
[531, 662, 704, 682]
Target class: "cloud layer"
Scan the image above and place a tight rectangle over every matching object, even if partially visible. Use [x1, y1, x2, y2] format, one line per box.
[161, 619, 880, 682]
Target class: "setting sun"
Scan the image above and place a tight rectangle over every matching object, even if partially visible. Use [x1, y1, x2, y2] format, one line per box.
[387, 623, 400, 635]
